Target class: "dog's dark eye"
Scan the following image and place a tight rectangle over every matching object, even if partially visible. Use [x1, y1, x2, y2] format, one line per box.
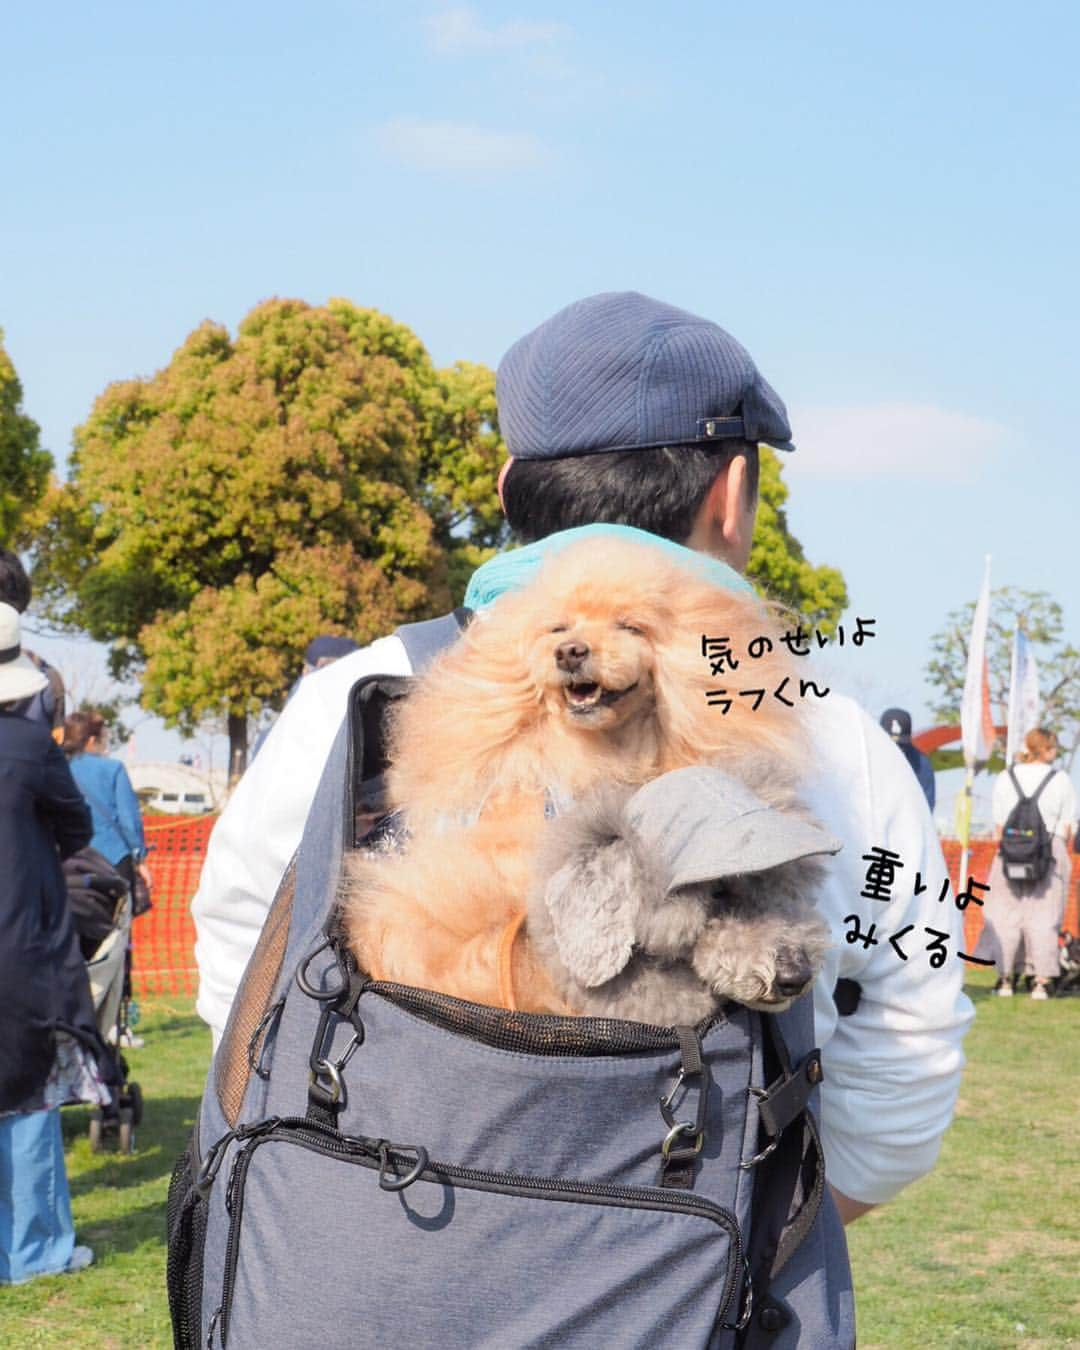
[550, 624, 568, 634]
[617, 621, 645, 636]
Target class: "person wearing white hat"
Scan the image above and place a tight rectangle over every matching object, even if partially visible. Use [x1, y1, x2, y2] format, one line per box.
[0, 602, 106, 1284]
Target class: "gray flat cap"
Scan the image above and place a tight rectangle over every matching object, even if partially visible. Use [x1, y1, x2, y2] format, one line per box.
[623, 765, 842, 893]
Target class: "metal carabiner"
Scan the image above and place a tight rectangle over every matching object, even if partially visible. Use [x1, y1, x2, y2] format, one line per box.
[661, 1120, 704, 1159]
[308, 1057, 344, 1105]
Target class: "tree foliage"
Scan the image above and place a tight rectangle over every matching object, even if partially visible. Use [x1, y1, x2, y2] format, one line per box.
[33, 298, 506, 770]
[0, 327, 52, 547]
[926, 587, 1080, 764]
[747, 448, 848, 628]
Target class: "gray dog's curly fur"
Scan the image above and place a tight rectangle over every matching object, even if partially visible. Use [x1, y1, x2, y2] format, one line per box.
[527, 776, 831, 1024]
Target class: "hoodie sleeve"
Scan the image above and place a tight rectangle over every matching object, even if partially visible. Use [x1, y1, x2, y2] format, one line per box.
[112, 761, 147, 861]
[805, 698, 975, 1205]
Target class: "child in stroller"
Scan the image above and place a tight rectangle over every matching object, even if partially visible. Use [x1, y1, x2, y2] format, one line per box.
[62, 848, 144, 1152]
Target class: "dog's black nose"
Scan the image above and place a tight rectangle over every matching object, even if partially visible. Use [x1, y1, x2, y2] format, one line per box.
[774, 954, 813, 998]
[555, 640, 589, 671]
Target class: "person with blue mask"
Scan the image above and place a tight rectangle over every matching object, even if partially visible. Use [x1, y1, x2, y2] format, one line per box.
[192, 293, 972, 1268]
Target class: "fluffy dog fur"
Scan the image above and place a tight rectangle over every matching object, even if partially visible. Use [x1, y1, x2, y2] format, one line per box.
[344, 537, 820, 1014]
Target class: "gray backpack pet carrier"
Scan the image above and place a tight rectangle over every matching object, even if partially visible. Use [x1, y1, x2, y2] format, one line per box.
[167, 614, 855, 1350]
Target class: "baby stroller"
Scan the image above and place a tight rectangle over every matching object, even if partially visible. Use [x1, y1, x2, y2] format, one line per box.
[64, 847, 144, 1153]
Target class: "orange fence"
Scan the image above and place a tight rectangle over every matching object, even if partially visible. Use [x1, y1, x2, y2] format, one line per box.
[942, 840, 1080, 954]
[129, 817, 1080, 998]
[133, 813, 217, 997]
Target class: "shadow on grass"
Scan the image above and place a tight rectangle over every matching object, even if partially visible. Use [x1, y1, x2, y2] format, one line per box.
[78, 1194, 175, 1258]
[63, 1095, 202, 1198]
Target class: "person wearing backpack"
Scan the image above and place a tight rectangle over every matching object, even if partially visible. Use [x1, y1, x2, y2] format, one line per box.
[188, 293, 974, 1345]
[985, 727, 1076, 1000]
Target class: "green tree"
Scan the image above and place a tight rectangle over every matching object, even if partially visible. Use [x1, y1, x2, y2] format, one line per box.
[0, 327, 52, 546]
[926, 587, 1080, 766]
[747, 448, 848, 627]
[33, 298, 505, 780]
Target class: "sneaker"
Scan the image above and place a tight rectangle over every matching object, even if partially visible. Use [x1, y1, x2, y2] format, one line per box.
[1031, 983, 1050, 1001]
[65, 1246, 94, 1274]
[996, 980, 1014, 997]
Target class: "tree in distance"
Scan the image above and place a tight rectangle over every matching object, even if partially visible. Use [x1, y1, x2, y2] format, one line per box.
[0, 327, 52, 547]
[32, 298, 507, 780]
[749, 447, 848, 629]
[926, 587, 1080, 768]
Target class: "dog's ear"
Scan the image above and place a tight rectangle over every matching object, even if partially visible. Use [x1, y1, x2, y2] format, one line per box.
[543, 840, 642, 988]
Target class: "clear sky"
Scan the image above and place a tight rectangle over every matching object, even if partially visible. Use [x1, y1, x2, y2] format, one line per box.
[4, 1, 1077, 821]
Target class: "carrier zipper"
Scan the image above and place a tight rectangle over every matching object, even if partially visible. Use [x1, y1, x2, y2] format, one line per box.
[214, 1116, 744, 1345]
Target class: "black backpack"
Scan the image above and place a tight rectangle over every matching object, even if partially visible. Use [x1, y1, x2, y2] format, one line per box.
[999, 768, 1056, 885]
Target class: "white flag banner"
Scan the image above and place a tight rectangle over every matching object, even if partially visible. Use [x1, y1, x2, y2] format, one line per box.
[1005, 627, 1040, 765]
[960, 556, 995, 770]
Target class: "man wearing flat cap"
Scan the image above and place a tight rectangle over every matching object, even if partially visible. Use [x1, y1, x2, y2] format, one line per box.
[194, 293, 972, 1317]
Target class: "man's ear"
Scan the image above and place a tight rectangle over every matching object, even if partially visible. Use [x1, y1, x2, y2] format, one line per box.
[543, 841, 642, 988]
[686, 450, 756, 569]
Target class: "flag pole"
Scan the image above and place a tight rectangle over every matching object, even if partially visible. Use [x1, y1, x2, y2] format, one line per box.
[957, 553, 993, 891]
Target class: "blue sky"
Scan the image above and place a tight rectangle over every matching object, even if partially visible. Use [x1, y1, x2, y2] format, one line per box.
[3, 1, 1077, 820]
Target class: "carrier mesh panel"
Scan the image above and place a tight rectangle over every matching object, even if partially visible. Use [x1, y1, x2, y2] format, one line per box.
[367, 979, 725, 1057]
[215, 862, 296, 1126]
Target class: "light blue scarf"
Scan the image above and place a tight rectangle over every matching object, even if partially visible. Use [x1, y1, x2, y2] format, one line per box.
[463, 523, 753, 611]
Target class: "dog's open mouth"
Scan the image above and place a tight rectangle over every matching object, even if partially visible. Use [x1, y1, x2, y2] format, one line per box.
[563, 678, 639, 713]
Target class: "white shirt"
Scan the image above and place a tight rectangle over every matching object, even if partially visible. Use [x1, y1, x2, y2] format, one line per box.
[192, 639, 973, 1207]
[991, 762, 1077, 840]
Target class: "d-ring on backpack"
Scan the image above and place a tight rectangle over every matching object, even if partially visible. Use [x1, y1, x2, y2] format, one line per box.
[167, 615, 855, 1349]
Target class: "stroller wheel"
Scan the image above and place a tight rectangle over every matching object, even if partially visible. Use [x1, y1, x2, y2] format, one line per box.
[124, 1080, 144, 1128]
[119, 1108, 135, 1155]
[89, 1110, 104, 1153]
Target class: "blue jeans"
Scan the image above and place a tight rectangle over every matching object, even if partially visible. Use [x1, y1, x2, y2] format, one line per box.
[0, 1109, 76, 1284]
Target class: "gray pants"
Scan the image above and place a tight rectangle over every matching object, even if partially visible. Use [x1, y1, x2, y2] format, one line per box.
[983, 836, 1069, 981]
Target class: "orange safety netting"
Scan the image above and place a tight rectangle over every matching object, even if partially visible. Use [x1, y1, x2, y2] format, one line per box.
[128, 817, 1080, 997]
[133, 813, 217, 997]
[942, 839, 1080, 955]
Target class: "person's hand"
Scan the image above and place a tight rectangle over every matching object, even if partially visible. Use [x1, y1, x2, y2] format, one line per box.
[829, 1184, 875, 1225]
[137, 862, 153, 893]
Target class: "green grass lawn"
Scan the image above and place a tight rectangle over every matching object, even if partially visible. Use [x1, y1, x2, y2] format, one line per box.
[1, 978, 1077, 1348]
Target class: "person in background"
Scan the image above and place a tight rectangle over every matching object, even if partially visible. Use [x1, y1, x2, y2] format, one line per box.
[62, 711, 151, 1046]
[250, 635, 361, 763]
[879, 707, 935, 811]
[0, 603, 107, 1284]
[302, 634, 360, 675]
[0, 548, 65, 734]
[985, 727, 1076, 1000]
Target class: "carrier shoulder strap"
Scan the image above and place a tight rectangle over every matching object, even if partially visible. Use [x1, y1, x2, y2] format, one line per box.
[394, 607, 472, 674]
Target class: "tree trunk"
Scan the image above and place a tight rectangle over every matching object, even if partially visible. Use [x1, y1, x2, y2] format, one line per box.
[227, 713, 248, 786]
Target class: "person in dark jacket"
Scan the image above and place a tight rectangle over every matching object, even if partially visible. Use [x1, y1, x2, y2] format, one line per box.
[879, 707, 936, 811]
[0, 602, 102, 1283]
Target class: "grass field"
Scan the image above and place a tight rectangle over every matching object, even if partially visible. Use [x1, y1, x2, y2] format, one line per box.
[1, 976, 1077, 1348]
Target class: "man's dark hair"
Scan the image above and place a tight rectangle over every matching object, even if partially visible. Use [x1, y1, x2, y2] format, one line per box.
[500, 442, 759, 544]
[0, 548, 31, 613]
